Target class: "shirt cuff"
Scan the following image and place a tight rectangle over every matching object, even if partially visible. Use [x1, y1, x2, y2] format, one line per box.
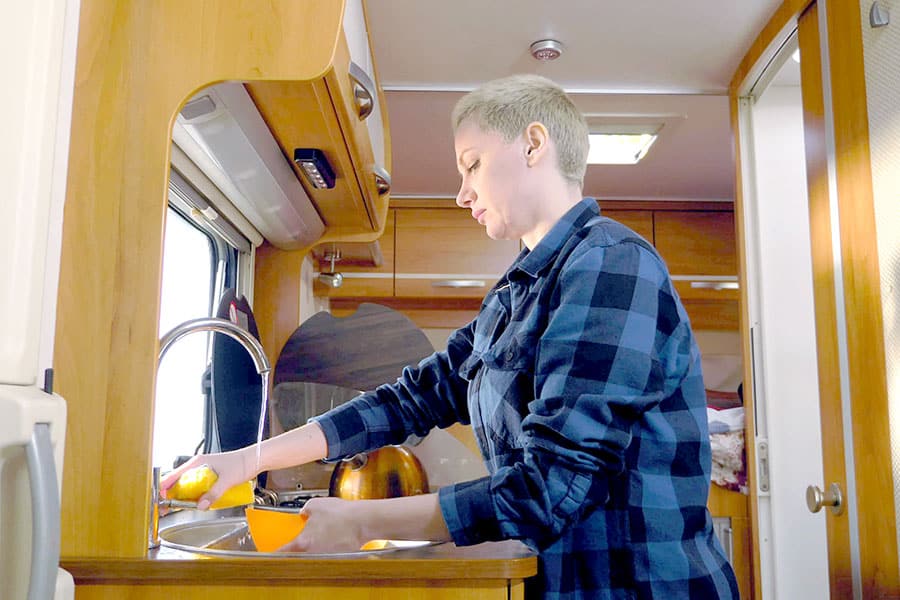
[308, 400, 369, 460]
[438, 477, 503, 546]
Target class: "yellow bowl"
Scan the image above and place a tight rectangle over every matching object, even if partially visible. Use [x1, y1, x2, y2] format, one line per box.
[244, 506, 308, 552]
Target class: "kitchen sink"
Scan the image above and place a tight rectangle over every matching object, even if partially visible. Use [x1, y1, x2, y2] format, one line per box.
[158, 517, 439, 558]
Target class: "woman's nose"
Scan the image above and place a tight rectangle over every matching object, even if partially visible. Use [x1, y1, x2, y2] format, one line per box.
[456, 183, 474, 207]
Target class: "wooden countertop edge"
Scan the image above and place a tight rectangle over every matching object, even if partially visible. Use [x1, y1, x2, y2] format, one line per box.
[61, 545, 538, 585]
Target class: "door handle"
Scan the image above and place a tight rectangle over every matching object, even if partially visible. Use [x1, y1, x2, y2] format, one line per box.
[25, 423, 61, 600]
[806, 482, 844, 516]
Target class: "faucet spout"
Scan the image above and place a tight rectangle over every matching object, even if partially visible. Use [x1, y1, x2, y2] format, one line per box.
[150, 317, 270, 549]
[159, 317, 270, 374]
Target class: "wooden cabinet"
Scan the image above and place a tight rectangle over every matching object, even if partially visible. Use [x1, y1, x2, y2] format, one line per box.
[653, 210, 739, 330]
[73, 581, 524, 600]
[245, 3, 389, 237]
[602, 209, 654, 243]
[319, 201, 739, 331]
[395, 208, 520, 298]
[654, 211, 737, 277]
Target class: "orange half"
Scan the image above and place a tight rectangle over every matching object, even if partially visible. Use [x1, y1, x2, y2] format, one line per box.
[244, 506, 308, 552]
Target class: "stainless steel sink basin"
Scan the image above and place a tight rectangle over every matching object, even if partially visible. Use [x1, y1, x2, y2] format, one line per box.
[159, 517, 439, 558]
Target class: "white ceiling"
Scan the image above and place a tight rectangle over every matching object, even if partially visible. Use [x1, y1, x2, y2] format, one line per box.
[366, 0, 786, 202]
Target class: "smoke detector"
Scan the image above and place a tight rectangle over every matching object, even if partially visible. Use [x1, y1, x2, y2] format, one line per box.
[530, 39, 564, 61]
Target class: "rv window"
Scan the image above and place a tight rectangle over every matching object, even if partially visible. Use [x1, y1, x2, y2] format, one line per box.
[153, 205, 218, 470]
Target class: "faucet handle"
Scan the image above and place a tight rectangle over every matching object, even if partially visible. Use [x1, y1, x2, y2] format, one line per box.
[149, 467, 161, 549]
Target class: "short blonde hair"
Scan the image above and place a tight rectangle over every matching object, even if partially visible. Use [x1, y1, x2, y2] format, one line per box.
[452, 74, 589, 186]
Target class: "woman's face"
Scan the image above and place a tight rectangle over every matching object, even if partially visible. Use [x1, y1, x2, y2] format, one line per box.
[454, 121, 533, 241]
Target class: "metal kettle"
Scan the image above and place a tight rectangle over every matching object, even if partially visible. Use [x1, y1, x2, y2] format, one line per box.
[328, 445, 429, 500]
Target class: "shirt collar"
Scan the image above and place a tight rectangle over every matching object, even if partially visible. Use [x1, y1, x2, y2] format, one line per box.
[514, 197, 600, 279]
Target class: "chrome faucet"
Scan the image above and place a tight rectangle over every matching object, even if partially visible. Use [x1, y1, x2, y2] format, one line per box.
[149, 317, 272, 549]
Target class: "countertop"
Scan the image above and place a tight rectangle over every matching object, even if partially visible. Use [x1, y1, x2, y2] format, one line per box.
[61, 538, 538, 585]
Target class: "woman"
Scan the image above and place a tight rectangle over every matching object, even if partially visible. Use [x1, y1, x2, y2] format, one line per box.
[163, 74, 739, 599]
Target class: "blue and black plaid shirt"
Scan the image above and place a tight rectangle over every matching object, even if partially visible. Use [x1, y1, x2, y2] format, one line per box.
[314, 198, 739, 599]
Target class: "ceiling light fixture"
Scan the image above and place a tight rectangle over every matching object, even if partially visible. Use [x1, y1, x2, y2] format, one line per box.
[530, 39, 564, 61]
[587, 133, 658, 165]
[585, 123, 662, 165]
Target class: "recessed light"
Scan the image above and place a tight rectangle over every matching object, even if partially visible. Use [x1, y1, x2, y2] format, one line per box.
[530, 39, 564, 61]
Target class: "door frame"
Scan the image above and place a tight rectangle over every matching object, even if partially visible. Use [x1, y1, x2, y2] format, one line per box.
[730, 0, 897, 597]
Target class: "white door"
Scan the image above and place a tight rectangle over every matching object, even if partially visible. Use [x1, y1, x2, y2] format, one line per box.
[737, 31, 831, 598]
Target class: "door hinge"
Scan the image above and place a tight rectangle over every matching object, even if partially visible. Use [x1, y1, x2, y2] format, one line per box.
[756, 438, 770, 493]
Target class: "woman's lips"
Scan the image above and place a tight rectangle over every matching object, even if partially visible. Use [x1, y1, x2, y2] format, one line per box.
[472, 209, 486, 223]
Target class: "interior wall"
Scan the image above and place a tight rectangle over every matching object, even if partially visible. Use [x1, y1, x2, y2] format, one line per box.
[749, 81, 829, 598]
[859, 0, 900, 569]
[299, 255, 329, 324]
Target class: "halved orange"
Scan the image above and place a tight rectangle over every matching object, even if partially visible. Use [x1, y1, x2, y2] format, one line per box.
[244, 506, 308, 552]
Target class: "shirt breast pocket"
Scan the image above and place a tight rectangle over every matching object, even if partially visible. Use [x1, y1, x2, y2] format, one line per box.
[475, 333, 537, 457]
[482, 332, 537, 372]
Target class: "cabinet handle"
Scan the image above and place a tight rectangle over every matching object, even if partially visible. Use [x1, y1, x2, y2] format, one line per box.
[373, 165, 391, 195]
[689, 281, 739, 290]
[348, 61, 374, 120]
[432, 280, 486, 288]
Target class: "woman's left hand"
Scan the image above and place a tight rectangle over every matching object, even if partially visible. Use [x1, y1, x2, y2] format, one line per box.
[279, 497, 371, 553]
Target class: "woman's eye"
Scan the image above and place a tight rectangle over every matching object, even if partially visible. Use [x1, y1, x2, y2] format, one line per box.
[467, 160, 480, 173]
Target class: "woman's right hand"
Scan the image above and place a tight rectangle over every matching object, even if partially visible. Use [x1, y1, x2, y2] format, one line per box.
[159, 445, 258, 510]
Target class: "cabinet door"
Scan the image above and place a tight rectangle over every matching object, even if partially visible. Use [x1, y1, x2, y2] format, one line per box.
[395, 208, 520, 298]
[602, 209, 654, 244]
[654, 210, 739, 329]
[325, 30, 389, 232]
[654, 211, 737, 276]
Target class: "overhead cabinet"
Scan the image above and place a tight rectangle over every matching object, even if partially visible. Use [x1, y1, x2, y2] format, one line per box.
[245, 0, 390, 238]
[394, 208, 521, 298]
[653, 211, 738, 299]
[316, 203, 738, 330]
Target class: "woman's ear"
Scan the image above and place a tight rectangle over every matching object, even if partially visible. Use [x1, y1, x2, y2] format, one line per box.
[524, 122, 549, 166]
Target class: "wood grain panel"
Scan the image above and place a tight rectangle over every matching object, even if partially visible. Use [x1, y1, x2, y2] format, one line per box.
[392, 196, 734, 213]
[395, 208, 520, 275]
[331, 297, 481, 330]
[254, 243, 306, 366]
[55, 0, 344, 559]
[395, 208, 519, 298]
[798, 5, 851, 596]
[244, 75, 373, 233]
[654, 211, 737, 276]
[74, 581, 515, 600]
[729, 516, 753, 600]
[680, 299, 740, 331]
[601, 209, 654, 244]
[825, 0, 898, 594]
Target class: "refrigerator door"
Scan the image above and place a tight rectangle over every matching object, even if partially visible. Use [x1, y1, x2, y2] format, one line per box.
[0, 385, 67, 600]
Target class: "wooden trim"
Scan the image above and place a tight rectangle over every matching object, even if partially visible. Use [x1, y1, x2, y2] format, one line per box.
[62, 556, 535, 584]
[728, 0, 812, 95]
[729, 78, 762, 600]
[798, 5, 852, 595]
[254, 244, 309, 365]
[331, 297, 483, 313]
[825, 0, 898, 594]
[390, 197, 734, 212]
[54, 0, 344, 558]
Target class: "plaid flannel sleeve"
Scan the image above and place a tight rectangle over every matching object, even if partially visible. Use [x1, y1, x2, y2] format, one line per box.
[312, 319, 477, 460]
